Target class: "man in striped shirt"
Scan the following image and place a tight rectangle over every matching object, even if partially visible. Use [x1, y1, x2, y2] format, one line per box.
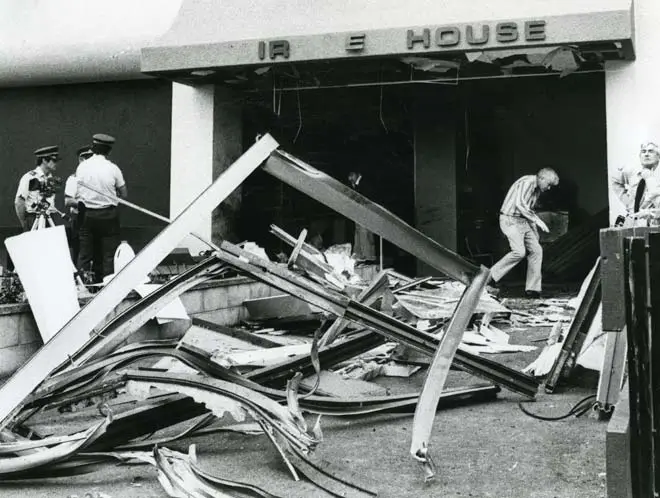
[490, 168, 559, 299]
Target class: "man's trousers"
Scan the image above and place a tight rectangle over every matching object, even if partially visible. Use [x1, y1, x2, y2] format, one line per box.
[490, 214, 543, 292]
[77, 206, 120, 284]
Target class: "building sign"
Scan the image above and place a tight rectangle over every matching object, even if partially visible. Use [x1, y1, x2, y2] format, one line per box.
[257, 20, 546, 61]
[406, 20, 546, 49]
[142, 7, 635, 74]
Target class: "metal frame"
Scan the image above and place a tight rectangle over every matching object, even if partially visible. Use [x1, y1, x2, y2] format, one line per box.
[545, 258, 601, 393]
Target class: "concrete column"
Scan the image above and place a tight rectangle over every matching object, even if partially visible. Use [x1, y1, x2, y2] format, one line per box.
[606, 0, 660, 223]
[414, 87, 458, 276]
[170, 83, 243, 255]
[171, 82, 215, 255]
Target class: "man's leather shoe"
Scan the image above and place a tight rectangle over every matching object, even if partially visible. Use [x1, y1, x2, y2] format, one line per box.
[525, 290, 541, 299]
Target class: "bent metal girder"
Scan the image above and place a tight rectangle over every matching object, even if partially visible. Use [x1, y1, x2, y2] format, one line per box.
[262, 149, 479, 285]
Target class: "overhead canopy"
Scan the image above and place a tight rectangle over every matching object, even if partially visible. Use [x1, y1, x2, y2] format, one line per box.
[142, 0, 634, 76]
[0, 0, 182, 87]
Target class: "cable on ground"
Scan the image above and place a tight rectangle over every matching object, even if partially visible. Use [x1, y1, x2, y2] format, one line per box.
[518, 394, 597, 421]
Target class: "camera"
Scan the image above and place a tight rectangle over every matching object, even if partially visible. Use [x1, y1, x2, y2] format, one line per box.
[27, 176, 61, 214]
[28, 176, 61, 197]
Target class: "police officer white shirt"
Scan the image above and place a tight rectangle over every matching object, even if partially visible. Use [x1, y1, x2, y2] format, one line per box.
[75, 154, 125, 209]
[14, 166, 56, 214]
[64, 174, 78, 199]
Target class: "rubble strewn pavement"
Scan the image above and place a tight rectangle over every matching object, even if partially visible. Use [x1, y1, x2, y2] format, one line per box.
[0, 140, 603, 496]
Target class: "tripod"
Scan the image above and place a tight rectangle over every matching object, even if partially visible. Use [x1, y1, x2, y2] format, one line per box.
[30, 210, 57, 231]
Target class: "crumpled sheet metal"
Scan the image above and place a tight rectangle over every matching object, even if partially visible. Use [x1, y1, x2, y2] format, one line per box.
[0, 431, 87, 455]
[151, 423, 376, 497]
[154, 445, 238, 498]
[124, 371, 318, 455]
[28, 344, 497, 421]
[153, 445, 287, 498]
[0, 415, 111, 477]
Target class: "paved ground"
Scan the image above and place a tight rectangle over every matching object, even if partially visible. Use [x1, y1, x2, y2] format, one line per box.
[0, 289, 610, 498]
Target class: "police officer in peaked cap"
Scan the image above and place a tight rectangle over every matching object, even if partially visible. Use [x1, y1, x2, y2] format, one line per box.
[14, 145, 61, 231]
[75, 134, 128, 284]
[63, 145, 94, 263]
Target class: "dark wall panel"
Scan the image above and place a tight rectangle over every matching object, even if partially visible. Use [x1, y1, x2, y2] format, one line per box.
[0, 79, 172, 259]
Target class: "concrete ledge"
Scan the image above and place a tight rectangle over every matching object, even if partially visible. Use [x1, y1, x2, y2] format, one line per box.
[0, 276, 280, 379]
[606, 380, 632, 498]
[0, 342, 41, 379]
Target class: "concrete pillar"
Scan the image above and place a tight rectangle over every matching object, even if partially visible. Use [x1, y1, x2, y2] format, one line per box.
[414, 87, 458, 276]
[606, 0, 660, 223]
[170, 83, 243, 255]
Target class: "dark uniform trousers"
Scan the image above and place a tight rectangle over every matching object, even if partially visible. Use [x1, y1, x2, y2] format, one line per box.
[77, 205, 120, 283]
[65, 212, 80, 264]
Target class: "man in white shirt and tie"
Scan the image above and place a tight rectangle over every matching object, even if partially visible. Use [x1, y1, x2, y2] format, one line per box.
[611, 141, 660, 227]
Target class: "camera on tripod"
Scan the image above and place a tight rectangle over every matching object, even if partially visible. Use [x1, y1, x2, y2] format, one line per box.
[28, 176, 61, 214]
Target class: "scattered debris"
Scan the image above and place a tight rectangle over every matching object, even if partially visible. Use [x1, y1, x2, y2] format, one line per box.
[0, 139, 582, 496]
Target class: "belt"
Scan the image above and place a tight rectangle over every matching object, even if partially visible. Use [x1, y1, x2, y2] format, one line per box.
[500, 212, 524, 218]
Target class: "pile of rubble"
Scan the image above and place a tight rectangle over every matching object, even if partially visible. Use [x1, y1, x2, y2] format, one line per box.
[0, 135, 599, 497]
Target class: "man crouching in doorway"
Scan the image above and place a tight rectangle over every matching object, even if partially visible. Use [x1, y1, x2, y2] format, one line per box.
[489, 168, 559, 299]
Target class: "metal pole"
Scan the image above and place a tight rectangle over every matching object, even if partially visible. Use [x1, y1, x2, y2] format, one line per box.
[75, 179, 219, 252]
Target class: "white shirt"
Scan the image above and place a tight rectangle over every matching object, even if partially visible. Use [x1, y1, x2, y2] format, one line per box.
[75, 154, 125, 208]
[611, 164, 660, 212]
[64, 174, 78, 199]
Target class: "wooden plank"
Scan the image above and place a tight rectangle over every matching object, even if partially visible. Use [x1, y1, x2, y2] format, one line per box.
[0, 134, 279, 430]
[625, 236, 652, 497]
[220, 344, 311, 367]
[647, 232, 660, 495]
[600, 228, 626, 331]
[606, 380, 633, 498]
[180, 324, 268, 356]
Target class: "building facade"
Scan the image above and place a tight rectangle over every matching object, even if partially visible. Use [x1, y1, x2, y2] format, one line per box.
[0, 0, 654, 277]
